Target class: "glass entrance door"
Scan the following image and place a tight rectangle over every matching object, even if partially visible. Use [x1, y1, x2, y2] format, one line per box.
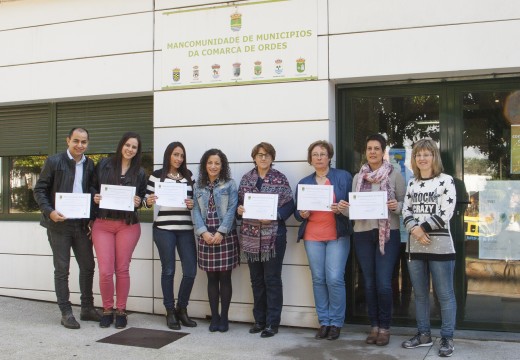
[460, 86, 520, 330]
[338, 79, 520, 331]
[340, 86, 444, 326]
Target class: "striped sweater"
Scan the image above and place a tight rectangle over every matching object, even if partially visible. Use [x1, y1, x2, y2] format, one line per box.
[145, 170, 194, 231]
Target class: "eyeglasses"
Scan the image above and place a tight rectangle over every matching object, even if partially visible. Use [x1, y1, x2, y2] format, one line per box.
[255, 153, 271, 160]
[311, 153, 328, 158]
[415, 153, 433, 159]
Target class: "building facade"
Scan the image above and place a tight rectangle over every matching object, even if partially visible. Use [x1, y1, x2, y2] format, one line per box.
[1, 0, 519, 331]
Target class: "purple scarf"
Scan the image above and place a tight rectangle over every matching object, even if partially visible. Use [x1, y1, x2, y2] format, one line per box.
[355, 160, 395, 254]
[238, 167, 293, 261]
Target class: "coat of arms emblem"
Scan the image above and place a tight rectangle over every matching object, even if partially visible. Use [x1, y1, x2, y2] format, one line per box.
[254, 61, 262, 76]
[296, 58, 305, 73]
[230, 11, 242, 32]
[275, 59, 283, 75]
[233, 63, 241, 77]
[172, 67, 180, 82]
[212, 64, 221, 79]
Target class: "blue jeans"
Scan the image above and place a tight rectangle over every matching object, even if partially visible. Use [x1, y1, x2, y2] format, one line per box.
[47, 221, 95, 314]
[407, 259, 457, 338]
[304, 237, 350, 327]
[354, 229, 400, 329]
[248, 232, 287, 327]
[153, 228, 197, 309]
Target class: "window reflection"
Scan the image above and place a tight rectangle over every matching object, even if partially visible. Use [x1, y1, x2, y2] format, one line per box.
[463, 90, 520, 325]
[0, 158, 2, 212]
[8, 153, 153, 214]
[9, 155, 46, 213]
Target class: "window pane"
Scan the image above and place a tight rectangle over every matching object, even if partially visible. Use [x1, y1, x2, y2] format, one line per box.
[9, 155, 46, 213]
[463, 90, 520, 325]
[0, 158, 3, 213]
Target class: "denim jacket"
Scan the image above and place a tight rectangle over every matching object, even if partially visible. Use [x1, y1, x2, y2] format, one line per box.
[294, 167, 353, 242]
[193, 179, 238, 236]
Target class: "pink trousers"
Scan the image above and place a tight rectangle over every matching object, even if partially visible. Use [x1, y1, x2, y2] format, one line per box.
[92, 219, 141, 310]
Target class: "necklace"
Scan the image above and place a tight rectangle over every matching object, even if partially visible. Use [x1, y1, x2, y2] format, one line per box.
[316, 171, 328, 179]
[168, 172, 182, 180]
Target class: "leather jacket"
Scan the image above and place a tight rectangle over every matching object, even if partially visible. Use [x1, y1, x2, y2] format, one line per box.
[33, 151, 95, 230]
[91, 157, 147, 225]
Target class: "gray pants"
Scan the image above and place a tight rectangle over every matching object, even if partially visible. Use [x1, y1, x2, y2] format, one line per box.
[47, 221, 95, 314]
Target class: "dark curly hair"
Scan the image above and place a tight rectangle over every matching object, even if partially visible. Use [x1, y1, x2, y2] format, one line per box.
[197, 148, 232, 187]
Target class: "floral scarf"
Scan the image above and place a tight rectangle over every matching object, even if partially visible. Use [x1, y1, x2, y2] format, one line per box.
[238, 167, 293, 261]
[355, 160, 395, 254]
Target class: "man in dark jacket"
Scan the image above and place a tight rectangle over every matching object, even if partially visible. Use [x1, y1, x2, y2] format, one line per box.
[34, 127, 101, 329]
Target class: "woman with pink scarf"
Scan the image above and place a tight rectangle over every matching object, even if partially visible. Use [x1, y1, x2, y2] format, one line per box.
[345, 134, 405, 346]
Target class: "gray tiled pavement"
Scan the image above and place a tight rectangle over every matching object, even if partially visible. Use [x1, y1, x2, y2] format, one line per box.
[0, 296, 519, 359]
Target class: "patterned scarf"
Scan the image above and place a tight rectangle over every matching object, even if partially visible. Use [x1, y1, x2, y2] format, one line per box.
[355, 160, 395, 255]
[238, 167, 293, 261]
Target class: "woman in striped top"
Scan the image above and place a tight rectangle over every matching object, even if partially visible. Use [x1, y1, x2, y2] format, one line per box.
[144, 142, 197, 330]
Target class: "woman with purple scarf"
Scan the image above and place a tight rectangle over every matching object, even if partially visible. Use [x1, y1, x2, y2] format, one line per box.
[345, 134, 405, 346]
[237, 142, 295, 338]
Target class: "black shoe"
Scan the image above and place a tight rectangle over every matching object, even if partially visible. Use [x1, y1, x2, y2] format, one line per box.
[327, 326, 341, 340]
[115, 311, 127, 329]
[249, 322, 266, 334]
[61, 313, 80, 329]
[99, 310, 114, 328]
[176, 306, 197, 327]
[166, 308, 181, 330]
[218, 318, 229, 333]
[260, 326, 278, 338]
[209, 315, 220, 332]
[315, 325, 330, 339]
[80, 306, 102, 321]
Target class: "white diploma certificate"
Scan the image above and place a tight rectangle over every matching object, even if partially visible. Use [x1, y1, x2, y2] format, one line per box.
[243, 193, 279, 220]
[154, 181, 187, 207]
[55, 192, 91, 219]
[297, 184, 334, 211]
[99, 184, 136, 211]
[349, 191, 388, 220]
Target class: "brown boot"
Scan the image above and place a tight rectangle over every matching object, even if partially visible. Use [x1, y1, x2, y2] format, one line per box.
[376, 328, 390, 346]
[366, 327, 379, 344]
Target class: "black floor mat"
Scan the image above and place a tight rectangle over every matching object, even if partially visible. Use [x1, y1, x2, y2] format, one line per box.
[97, 327, 188, 349]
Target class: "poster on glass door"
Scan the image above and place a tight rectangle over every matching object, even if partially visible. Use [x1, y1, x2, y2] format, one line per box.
[478, 180, 520, 260]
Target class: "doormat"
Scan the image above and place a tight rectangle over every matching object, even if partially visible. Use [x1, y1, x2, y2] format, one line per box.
[97, 327, 188, 349]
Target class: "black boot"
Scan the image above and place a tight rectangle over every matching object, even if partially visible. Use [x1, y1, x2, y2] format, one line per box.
[176, 306, 197, 327]
[166, 308, 181, 330]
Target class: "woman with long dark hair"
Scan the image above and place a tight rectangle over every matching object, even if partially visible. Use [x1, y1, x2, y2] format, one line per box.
[193, 149, 239, 332]
[144, 141, 197, 330]
[91, 131, 147, 329]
